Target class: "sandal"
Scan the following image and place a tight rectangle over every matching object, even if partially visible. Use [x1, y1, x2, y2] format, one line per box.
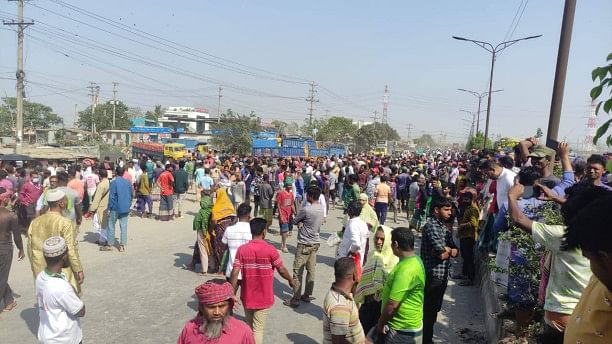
[99, 245, 113, 251]
[118, 245, 125, 252]
[283, 299, 300, 308]
[300, 296, 312, 303]
[2, 300, 17, 312]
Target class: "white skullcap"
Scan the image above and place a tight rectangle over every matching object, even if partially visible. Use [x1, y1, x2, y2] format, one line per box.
[43, 236, 67, 258]
[46, 189, 66, 202]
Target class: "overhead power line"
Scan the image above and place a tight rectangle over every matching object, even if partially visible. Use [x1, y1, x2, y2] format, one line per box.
[35, 1, 310, 85]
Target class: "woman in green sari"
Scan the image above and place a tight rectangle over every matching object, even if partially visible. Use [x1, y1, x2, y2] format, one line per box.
[185, 194, 213, 274]
[354, 225, 399, 334]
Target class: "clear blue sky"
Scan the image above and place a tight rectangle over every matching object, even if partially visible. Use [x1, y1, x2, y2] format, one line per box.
[1, 0, 610, 144]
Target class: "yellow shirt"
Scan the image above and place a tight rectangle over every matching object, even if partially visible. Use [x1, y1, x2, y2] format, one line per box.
[27, 212, 83, 295]
[564, 276, 612, 344]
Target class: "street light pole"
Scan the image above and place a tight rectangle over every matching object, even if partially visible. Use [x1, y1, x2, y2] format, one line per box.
[457, 88, 502, 133]
[460, 110, 476, 138]
[453, 34, 542, 148]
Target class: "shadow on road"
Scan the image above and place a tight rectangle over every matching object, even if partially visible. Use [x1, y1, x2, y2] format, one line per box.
[286, 332, 318, 344]
[173, 253, 192, 268]
[20, 306, 38, 335]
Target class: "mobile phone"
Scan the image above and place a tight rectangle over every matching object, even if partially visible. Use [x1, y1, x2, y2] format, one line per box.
[545, 138, 559, 150]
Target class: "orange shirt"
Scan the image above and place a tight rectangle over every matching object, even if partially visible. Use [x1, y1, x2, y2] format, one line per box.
[375, 183, 391, 203]
[67, 179, 85, 201]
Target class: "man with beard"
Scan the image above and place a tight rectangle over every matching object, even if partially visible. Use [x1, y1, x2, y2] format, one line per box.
[177, 280, 255, 344]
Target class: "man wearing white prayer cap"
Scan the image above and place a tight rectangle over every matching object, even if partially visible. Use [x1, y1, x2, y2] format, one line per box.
[36, 236, 86, 344]
[28, 189, 84, 295]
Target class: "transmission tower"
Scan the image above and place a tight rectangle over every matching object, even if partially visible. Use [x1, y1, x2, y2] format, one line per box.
[382, 85, 389, 124]
[306, 82, 318, 135]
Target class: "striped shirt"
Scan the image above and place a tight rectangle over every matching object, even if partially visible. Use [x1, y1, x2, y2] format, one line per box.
[323, 287, 366, 344]
[233, 240, 284, 310]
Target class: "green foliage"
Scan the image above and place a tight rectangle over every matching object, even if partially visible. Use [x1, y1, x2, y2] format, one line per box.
[271, 119, 289, 135]
[414, 134, 436, 148]
[466, 131, 493, 150]
[145, 105, 164, 121]
[0, 97, 63, 136]
[210, 109, 262, 155]
[590, 53, 612, 146]
[316, 116, 357, 142]
[76, 101, 132, 132]
[353, 122, 400, 152]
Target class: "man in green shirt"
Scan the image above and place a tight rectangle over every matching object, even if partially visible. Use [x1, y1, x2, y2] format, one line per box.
[376, 227, 425, 344]
[343, 174, 361, 210]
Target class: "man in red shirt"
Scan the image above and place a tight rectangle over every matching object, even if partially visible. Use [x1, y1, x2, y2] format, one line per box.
[177, 280, 255, 344]
[18, 170, 42, 229]
[156, 164, 174, 221]
[276, 179, 295, 253]
[230, 218, 294, 344]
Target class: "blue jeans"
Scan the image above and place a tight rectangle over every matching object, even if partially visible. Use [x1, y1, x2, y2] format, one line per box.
[375, 202, 389, 225]
[107, 211, 129, 246]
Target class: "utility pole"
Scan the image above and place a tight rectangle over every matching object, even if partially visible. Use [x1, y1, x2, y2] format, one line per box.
[547, 0, 576, 142]
[406, 124, 413, 141]
[73, 104, 77, 127]
[4, 0, 34, 152]
[372, 111, 379, 123]
[306, 82, 318, 135]
[217, 86, 222, 124]
[87, 82, 98, 135]
[112, 81, 118, 129]
[453, 34, 541, 148]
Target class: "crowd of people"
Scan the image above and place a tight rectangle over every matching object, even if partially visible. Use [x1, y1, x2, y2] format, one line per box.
[0, 138, 610, 343]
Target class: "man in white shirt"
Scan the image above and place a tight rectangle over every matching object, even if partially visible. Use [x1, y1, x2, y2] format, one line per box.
[337, 200, 369, 267]
[36, 236, 85, 344]
[222, 203, 252, 279]
[480, 159, 517, 212]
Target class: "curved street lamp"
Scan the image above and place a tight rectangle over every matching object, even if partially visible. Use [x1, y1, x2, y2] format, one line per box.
[453, 34, 542, 148]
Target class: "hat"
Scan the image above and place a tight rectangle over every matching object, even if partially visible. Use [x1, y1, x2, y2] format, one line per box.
[195, 281, 234, 305]
[358, 193, 368, 201]
[46, 189, 66, 202]
[43, 236, 67, 258]
[529, 145, 555, 159]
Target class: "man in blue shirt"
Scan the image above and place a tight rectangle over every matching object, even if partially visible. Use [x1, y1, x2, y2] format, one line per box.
[100, 167, 132, 252]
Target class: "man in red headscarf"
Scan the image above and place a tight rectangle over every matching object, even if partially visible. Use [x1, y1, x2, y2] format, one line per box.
[177, 280, 255, 344]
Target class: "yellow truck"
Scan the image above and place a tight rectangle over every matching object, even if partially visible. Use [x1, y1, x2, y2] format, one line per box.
[132, 142, 186, 161]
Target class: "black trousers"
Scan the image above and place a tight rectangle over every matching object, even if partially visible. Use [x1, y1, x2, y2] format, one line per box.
[423, 275, 448, 344]
[460, 237, 475, 281]
[359, 299, 381, 336]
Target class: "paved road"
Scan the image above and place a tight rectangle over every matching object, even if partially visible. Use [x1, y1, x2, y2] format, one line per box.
[1, 191, 485, 343]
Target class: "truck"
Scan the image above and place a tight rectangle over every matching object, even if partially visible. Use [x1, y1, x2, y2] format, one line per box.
[372, 140, 388, 155]
[132, 142, 186, 161]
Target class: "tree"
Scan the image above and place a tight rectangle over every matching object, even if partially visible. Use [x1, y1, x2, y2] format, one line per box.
[299, 118, 327, 138]
[145, 105, 164, 121]
[590, 52, 612, 146]
[466, 131, 493, 150]
[76, 100, 132, 132]
[316, 116, 358, 142]
[271, 119, 289, 135]
[353, 122, 401, 152]
[210, 109, 262, 155]
[0, 97, 63, 136]
[413, 134, 436, 148]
